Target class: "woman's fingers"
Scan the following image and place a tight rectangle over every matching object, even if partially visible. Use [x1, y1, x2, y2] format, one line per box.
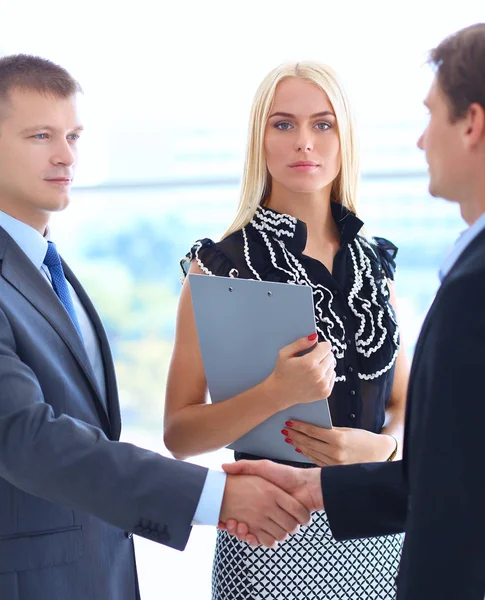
[294, 447, 336, 467]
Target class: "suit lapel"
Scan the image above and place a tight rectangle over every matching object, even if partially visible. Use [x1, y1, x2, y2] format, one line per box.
[63, 262, 122, 440]
[0, 230, 111, 429]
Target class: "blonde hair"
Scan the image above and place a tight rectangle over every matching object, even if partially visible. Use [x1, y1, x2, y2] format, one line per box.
[222, 61, 360, 239]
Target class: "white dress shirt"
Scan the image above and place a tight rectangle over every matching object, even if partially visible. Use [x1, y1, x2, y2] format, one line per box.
[0, 210, 226, 526]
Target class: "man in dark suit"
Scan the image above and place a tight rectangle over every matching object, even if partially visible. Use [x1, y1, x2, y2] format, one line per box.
[0, 55, 311, 599]
[223, 23, 485, 600]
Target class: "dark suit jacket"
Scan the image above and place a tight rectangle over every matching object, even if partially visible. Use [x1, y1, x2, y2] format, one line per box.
[322, 227, 485, 599]
[0, 227, 208, 600]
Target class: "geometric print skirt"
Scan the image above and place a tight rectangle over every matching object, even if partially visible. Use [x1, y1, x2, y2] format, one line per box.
[212, 511, 403, 600]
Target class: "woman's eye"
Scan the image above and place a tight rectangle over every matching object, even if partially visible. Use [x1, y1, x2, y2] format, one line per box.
[275, 122, 292, 131]
[68, 134, 80, 141]
[315, 122, 330, 131]
[33, 133, 48, 140]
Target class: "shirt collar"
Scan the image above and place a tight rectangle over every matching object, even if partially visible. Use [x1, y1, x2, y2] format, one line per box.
[250, 201, 364, 253]
[0, 210, 48, 270]
[439, 210, 485, 281]
[330, 201, 364, 242]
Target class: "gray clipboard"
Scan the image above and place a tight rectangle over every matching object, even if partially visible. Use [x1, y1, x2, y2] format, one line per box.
[189, 274, 332, 463]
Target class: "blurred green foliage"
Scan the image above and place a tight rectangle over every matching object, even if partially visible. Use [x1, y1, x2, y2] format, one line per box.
[75, 216, 200, 431]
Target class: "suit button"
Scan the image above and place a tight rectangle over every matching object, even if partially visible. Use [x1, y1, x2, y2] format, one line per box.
[349, 413, 356, 419]
[348, 366, 354, 373]
[346, 338, 352, 345]
[350, 390, 356, 396]
[125, 532, 133, 539]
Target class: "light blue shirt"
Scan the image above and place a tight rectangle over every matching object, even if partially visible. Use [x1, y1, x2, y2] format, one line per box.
[0, 210, 226, 526]
[192, 469, 226, 526]
[439, 210, 485, 281]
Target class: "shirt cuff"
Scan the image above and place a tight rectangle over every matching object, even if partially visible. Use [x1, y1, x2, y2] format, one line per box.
[192, 469, 227, 526]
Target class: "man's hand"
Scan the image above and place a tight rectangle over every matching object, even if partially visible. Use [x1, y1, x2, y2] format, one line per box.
[219, 473, 312, 548]
[220, 461, 323, 546]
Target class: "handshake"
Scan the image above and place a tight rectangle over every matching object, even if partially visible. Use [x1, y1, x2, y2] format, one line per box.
[218, 460, 324, 548]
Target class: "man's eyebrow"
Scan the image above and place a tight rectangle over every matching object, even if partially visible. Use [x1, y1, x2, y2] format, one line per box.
[268, 111, 335, 119]
[20, 124, 84, 135]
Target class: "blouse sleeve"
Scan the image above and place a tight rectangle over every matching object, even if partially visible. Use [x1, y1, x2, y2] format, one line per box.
[180, 238, 240, 282]
[372, 236, 398, 281]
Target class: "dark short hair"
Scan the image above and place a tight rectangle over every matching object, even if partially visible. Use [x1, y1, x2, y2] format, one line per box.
[429, 23, 485, 121]
[0, 54, 82, 104]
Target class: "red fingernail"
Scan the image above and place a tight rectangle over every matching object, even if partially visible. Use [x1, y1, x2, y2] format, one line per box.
[285, 421, 293, 427]
[285, 437, 292, 444]
[281, 429, 289, 436]
[308, 333, 317, 341]
[295, 448, 302, 453]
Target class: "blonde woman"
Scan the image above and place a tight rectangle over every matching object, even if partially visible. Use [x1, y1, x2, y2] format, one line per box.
[164, 62, 408, 599]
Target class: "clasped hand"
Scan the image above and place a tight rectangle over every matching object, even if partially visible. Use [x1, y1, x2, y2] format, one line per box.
[219, 461, 323, 549]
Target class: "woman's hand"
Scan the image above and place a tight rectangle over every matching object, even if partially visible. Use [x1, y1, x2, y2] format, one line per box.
[280, 420, 397, 466]
[265, 336, 336, 411]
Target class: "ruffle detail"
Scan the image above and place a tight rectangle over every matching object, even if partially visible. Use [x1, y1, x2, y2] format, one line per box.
[180, 238, 240, 282]
[371, 236, 398, 280]
[238, 220, 400, 382]
[345, 236, 400, 380]
[181, 215, 400, 382]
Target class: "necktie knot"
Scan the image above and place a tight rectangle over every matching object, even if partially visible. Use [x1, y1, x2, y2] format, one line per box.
[43, 241, 62, 269]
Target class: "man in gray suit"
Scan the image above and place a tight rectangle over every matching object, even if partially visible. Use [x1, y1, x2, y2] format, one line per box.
[0, 55, 311, 599]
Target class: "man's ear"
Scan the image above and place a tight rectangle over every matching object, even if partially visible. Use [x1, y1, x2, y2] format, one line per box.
[463, 102, 485, 149]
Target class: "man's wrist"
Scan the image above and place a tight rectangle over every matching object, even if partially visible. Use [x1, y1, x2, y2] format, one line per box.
[192, 470, 227, 526]
[305, 468, 324, 511]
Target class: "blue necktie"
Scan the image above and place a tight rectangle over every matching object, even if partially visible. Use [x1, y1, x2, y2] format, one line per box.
[43, 241, 83, 341]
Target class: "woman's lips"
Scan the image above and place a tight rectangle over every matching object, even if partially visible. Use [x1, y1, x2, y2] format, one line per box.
[289, 162, 319, 173]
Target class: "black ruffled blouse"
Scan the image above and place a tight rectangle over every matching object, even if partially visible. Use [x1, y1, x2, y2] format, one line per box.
[181, 202, 400, 434]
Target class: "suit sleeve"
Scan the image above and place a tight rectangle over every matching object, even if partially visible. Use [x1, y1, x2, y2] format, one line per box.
[397, 273, 485, 599]
[0, 307, 208, 551]
[321, 459, 407, 540]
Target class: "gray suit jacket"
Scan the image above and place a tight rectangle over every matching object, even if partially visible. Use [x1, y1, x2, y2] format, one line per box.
[0, 226, 208, 600]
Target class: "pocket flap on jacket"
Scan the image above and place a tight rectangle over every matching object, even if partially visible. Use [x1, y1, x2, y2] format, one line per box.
[0, 526, 83, 573]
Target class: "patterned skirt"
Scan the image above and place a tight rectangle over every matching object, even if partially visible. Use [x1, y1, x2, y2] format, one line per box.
[212, 511, 403, 600]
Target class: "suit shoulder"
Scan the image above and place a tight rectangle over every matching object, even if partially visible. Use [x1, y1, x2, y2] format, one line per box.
[446, 233, 485, 288]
